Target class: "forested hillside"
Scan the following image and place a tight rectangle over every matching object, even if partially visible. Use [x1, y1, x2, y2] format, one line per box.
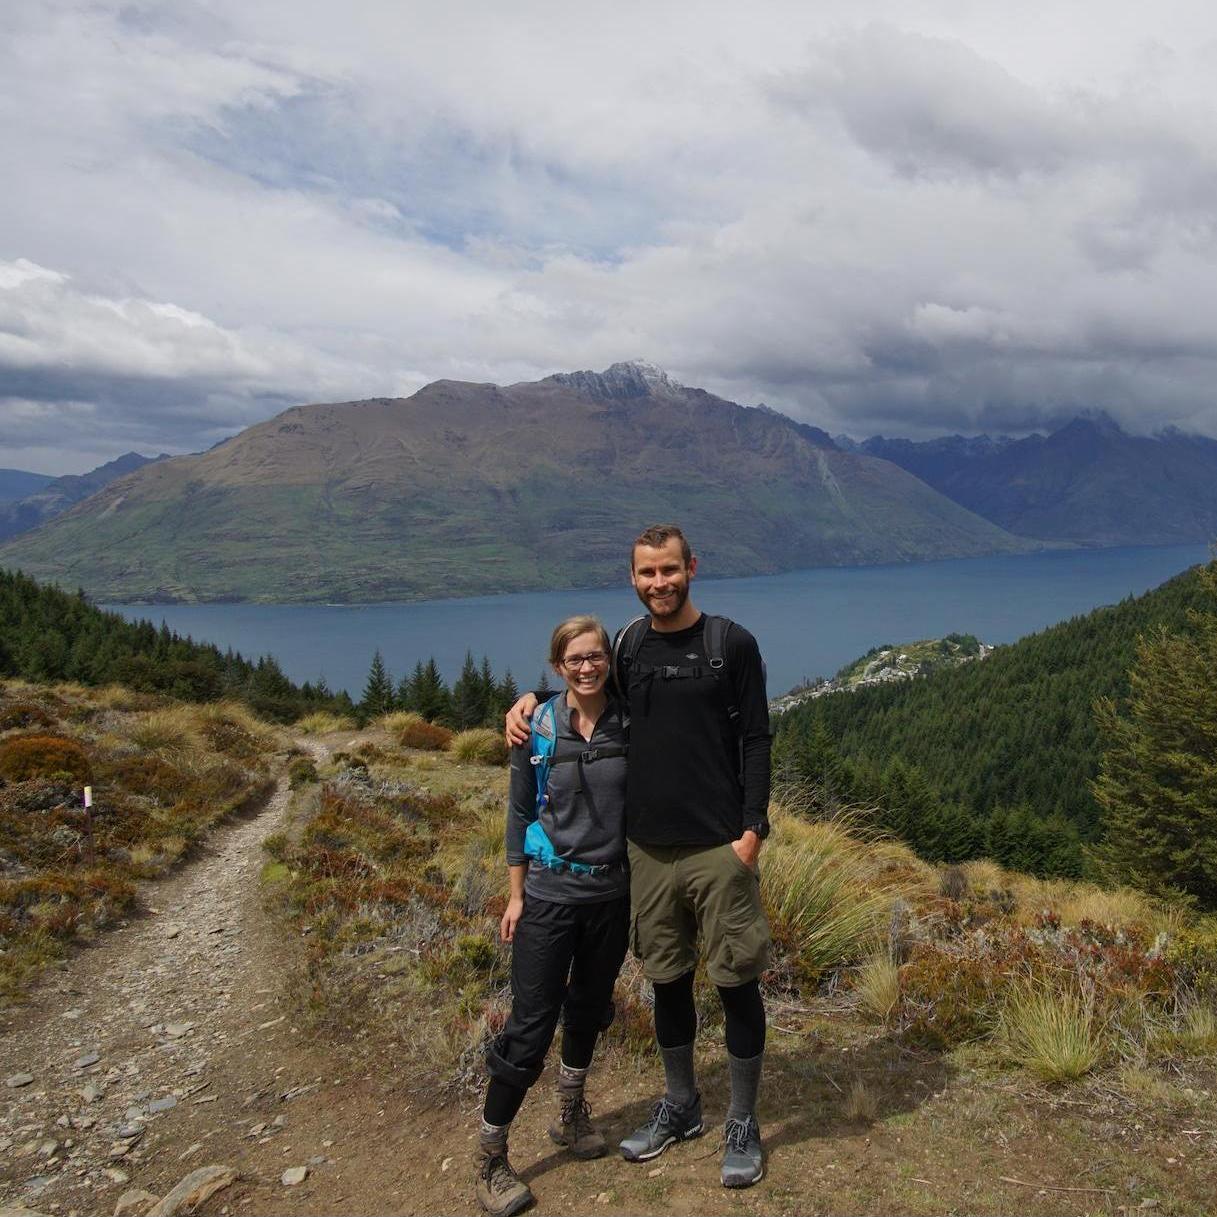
[773, 559, 1216, 876]
[0, 569, 338, 722]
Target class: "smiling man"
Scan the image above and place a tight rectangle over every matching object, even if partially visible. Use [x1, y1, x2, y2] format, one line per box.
[507, 523, 772, 1188]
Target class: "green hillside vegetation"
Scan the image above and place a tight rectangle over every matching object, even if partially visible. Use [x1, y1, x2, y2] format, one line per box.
[773, 560, 1217, 879]
[264, 729, 1217, 1206]
[0, 680, 280, 1000]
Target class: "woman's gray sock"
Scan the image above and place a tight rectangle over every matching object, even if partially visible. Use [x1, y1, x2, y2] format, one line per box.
[726, 1050, 764, 1121]
[660, 1042, 698, 1108]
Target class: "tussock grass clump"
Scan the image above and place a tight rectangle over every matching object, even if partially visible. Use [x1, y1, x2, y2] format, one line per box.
[374, 711, 421, 734]
[398, 714, 454, 752]
[1000, 985, 1102, 1083]
[451, 729, 508, 766]
[761, 809, 902, 982]
[855, 950, 901, 1022]
[296, 711, 357, 735]
[843, 1077, 878, 1123]
[129, 707, 201, 753]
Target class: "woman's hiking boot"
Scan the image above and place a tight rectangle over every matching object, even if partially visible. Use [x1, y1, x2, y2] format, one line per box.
[720, 1114, 764, 1188]
[548, 1092, 607, 1159]
[619, 1093, 704, 1162]
[475, 1139, 534, 1217]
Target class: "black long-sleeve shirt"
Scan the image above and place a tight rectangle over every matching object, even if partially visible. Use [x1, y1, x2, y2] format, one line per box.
[619, 614, 771, 847]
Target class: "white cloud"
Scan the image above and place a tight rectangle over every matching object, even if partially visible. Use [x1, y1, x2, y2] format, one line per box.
[3, 0, 1217, 471]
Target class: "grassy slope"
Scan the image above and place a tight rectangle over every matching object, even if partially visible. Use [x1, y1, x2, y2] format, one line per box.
[0, 681, 281, 1000]
[261, 735, 1217, 1216]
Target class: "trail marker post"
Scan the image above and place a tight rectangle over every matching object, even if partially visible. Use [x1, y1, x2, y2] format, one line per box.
[82, 785, 95, 865]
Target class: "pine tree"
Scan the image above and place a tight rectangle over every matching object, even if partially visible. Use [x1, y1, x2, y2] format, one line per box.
[415, 658, 453, 724]
[537, 669, 553, 697]
[1092, 562, 1217, 907]
[452, 650, 487, 730]
[488, 670, 520, 724]
[360, 650, 394, 721]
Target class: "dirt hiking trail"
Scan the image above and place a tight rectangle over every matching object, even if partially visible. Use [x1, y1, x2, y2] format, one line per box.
[2, 739, 1214, 1217]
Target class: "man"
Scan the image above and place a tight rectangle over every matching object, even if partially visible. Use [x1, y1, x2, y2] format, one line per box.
[505, 523, 772, 1188]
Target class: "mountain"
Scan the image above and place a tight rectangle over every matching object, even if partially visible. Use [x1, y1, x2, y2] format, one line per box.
[0, 362, 1032, 603]
[0, 469, 54, 504]
[0, 453, 165, 543]
[863, 416, 1217, 545]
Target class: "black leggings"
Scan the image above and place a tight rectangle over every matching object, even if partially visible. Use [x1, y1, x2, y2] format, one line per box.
[484, 894, 629, 1126]
[653, 970, 766, 1059]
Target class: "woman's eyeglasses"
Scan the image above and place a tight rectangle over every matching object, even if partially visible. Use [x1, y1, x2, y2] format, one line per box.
[561, 651, 609, 672]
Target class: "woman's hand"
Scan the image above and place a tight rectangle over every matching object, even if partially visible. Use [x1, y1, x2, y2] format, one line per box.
[501, 894, 525, 942]
[504, 693, 539, 748]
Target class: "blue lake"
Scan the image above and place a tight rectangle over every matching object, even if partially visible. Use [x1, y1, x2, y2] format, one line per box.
[106, 544, 1211, 698]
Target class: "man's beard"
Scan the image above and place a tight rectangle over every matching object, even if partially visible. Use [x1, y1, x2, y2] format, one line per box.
[635, 579, 689, 619]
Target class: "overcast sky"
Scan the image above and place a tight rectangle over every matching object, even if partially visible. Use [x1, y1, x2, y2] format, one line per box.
[3, 1, 1217, 473]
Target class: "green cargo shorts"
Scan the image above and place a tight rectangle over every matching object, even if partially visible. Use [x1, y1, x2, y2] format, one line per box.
[627, 840, 771, 987]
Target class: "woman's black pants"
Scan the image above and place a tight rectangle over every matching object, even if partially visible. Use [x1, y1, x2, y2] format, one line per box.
[486, 893, 629, 1092]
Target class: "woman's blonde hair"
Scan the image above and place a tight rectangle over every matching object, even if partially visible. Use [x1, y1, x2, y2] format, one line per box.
[548, 615, 611, 668]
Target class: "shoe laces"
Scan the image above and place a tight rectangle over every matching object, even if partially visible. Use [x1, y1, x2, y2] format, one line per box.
[482, 1151, 518, 1192]
[646, 1096, 681, 1134]
[724, 1115, 758, 1154]
[561, 1094, 594, 1138]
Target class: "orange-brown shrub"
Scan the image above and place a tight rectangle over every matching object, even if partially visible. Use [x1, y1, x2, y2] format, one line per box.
[0, 734, 92, 784]
[400, 719, 453, 751]
[0, 703, 54, 732]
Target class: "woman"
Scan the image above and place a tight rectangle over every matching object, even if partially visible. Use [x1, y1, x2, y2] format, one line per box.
[476, 615, 629, 1217]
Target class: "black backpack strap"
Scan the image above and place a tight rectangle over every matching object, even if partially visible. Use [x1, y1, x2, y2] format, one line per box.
[701, 614, 739, 724]
[611, 615, 649, 697]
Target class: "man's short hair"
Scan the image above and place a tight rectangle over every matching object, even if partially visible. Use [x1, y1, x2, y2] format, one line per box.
[632, 524, 692, 569]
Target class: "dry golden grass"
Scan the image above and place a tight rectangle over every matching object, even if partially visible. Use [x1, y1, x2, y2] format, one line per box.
[296, 710, 357, 735]
[761, 809, 907, 980]
[374, 710, 419, 734]
[960, 857, 1007, 894]
[451, 728, 509, 766]
[1000, 985, 1102, 1083]
[856, 950, 901, 1022]
[129, 706, 203, 753]
[843, 1077, 878, 1123]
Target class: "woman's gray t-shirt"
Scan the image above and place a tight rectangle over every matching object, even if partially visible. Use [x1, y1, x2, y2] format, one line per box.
[505, 695, 628, 904]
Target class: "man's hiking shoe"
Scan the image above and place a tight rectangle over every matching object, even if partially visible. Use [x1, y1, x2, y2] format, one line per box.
[619, 1094, 704, 1162]
[720, 1115, 764, 1188]
[549, 1094, 607, 1159]
[475, 1145, 534, 1217]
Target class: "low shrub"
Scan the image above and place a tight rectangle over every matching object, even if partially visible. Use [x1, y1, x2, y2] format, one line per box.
[0, 702, 54, 732]
[0, 735, 92, 784]
[288, 756, 319, 788]
[451, 729, 508, 766]
[899, 947, 1007, 1049]
[399, 714, 454, 752]
[1163, 923, 1217, 1002]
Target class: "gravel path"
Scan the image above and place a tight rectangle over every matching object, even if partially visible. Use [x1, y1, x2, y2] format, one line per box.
[0, 743, 329, 1216]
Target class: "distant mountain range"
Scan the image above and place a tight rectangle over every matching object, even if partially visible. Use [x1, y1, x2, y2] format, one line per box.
[0, 469, 55, 504]
[0, 362, 1030, 603]
[860, 414, 1217, 545]
[0, 453, 165, 543]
